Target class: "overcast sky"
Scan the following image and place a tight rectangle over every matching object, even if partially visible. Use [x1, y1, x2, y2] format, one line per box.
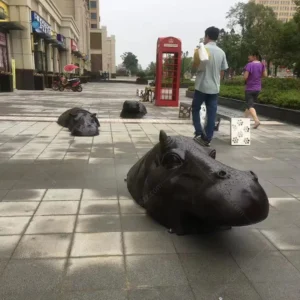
[100, 0, 246, 69]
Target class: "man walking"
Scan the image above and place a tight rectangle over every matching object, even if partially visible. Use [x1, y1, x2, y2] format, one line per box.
[192, 26, 228, 147]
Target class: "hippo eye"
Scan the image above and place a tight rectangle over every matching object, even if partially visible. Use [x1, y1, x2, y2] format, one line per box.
[161, 153, 182, 169]
[216, 170, 229, 179]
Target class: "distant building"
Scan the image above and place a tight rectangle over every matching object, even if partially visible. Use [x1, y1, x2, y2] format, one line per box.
[251, 0, 297, 22]
[89, 0, 116, 75]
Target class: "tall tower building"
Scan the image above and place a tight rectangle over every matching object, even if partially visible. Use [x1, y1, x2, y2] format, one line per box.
[251, 0, 297, 22]
[89, 0, 116, 76]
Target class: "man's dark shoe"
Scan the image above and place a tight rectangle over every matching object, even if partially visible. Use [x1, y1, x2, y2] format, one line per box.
[193, 135, 211, 147]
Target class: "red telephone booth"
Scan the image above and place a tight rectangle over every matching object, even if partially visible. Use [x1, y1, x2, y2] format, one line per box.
[155, 37, 182, 107]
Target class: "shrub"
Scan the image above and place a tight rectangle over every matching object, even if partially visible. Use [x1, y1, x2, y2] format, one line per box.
[219, 85, 300, 110]
[136, 71, 146, 78]
[136, 77, 148, 84]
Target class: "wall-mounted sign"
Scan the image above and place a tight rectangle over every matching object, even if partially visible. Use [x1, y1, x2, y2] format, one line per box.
[0, 1, 9, 21]
[71, 39, 78, 52]
[31, 11, 51, 36]
[57, 34, 66, 47]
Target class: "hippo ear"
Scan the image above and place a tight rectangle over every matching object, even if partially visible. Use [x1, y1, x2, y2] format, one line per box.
[91, 113, 97, 117]
[69, 112, 77, 117]
[159, 130, 168, 145]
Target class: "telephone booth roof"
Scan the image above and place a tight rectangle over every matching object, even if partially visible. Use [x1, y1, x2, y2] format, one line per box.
[157, 37, 182, 52]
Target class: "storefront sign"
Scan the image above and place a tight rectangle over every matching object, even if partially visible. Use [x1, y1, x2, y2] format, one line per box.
[71, 39, 78, 52]
[0, 1, 9, 21]
[31, 11, 51, 36]
[0, 32, 6, 46]
[57, 34, 66, 47]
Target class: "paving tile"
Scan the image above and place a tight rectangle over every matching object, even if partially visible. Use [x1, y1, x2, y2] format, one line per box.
[43, 189, 82, 200]
[71, 232, 122, 257]
[2, 189, 45, 201]
[13, 234, 71, 258]
[128, 286, 195, 300]
[76, 215, 121, 232]
[191, 281, 261, 300]
[171, 233, 231, 254]
[0, 216, 30, 235]
[25, 216, 76, 234]
[35, 201, 79, 215]
[260, 227, 300, 250]
[233, 251, 300, 282]
[0, 259, 65, 295]
[213, 227, 277, 253]
[0, 180, 16, 190]
[0, 236, 20, 258]
[269, 197, 300, 211]
[282, 251, 300, 272]
[179, 252, 247, 284]
[119, 199, 145, 214]
[253, 281, 300, 300]
[124, 232, 176, 255]
[79, 200, 119, 214]
[0, 259, 8, 274]
[62, 257, 126, 291]
[121, 214, 165, 232]
[280, 185, 300, 198]
[0, 292, 60, 300]
[82, 188, 118, 200]
[0, 202, 39, 216]
[126, 254, 188, 288]
[248, 207, 297, 229]
[62, 290, 127, 300]
[0, 189, 9, 200]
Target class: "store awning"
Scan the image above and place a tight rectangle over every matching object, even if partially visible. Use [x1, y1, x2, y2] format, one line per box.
[45, 36, 60, 46]
[0, 21, 25, 30]
[33, 28, 51, 39]
[72, 50, 83, 58]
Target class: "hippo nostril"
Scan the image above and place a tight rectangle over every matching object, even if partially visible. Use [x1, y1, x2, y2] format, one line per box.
[217, 170, 228, 179]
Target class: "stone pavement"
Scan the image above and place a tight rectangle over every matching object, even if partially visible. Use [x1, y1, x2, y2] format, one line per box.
[0, 83, 300, 300]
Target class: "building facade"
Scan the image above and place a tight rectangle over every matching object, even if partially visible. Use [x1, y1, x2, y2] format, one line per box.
[88, 0, 116, 76]
[252, 0, 297, 22]
[0, 0, 91, 90]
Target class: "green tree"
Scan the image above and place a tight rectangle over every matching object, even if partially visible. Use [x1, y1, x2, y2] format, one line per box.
[218, 28, 244, 75]
[121, 52, 139, 75]
[226, 1, 282, 74]
[145, 61, 156, 77]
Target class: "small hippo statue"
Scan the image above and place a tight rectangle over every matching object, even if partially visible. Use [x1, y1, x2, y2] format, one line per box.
[126, 130, 269, 235]
[57, 107, 100, 136]
[120, 100, 147, 118]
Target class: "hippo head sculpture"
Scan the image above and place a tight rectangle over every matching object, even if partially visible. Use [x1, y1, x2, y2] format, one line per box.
[57, 107, 100, 136]
[120, 100, 147, 118]
[126, 130, 269, 235]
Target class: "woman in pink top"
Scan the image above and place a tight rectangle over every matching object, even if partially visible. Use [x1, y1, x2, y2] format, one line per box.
[243, 51, 267, 129]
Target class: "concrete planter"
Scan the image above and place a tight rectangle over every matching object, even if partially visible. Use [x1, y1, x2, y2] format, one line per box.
[0, 74, 13, 92]
[34, 75, 45, 90]
[185, 90, 300, 126]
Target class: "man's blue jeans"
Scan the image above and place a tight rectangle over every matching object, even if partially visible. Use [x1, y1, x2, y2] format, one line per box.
[192, 90, 218, 141]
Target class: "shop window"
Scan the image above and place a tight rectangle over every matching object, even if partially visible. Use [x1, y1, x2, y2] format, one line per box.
[91, 13, 97, 19]
[34, 51, 45, 72]
[0, 46, 8, 71]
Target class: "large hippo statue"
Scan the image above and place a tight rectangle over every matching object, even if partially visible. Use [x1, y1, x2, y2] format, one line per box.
[120, 100, 147, 118]
[57, 107, 100, 136]
[126, 130, 269, 235]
